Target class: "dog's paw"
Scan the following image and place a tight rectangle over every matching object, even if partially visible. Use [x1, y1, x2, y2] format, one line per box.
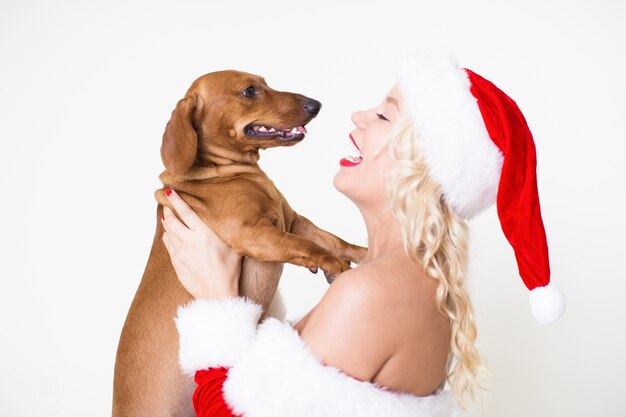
[324, 269, 336, 284]
[319, 255, 350, 284]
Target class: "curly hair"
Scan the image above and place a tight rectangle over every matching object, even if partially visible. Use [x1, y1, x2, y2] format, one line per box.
[380, 114, 488, 408]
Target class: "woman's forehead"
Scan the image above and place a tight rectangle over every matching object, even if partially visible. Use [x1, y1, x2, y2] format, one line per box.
[385, 85, 403, 110]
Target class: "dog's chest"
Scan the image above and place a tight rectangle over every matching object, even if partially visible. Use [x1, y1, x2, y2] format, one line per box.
[254, 180, 294, 229]
[202, 174, 295, 231]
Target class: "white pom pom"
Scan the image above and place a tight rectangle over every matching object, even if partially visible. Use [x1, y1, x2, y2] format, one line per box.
[529, 283, 566, 325]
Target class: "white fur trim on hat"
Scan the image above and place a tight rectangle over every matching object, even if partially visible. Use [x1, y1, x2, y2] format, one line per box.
[223, 318, 459, 417]
[174, 296, 262, 375]
[529, 282, 566, 325]
[396, 51, 504, 219]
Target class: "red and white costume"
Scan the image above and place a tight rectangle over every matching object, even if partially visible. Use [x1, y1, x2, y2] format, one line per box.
[173, 50, 568, 416]
[175, 296, 460, 417]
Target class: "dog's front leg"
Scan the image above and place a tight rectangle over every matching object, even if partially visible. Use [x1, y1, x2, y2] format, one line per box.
[210, 215, 350, 282]
[157, 188, 350, 282]
[290, 214, 368, 265]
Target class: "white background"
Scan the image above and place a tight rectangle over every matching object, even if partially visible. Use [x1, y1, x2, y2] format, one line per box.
[1, 0, 625, 416]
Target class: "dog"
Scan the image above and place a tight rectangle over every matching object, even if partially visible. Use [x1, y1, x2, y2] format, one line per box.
[112, 70, 368, 417]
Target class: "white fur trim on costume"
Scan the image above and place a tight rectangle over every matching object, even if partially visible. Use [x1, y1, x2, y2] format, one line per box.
[175, 296, 262, 375]
[529, 282, 566, 325]
[223, 318, 459, 417]
[396, 51, 503, 220]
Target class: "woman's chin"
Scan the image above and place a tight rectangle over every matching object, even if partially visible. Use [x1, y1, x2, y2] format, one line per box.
[333, 171, 361, 205]
[332, 172, 346, 193]
[333, 171, 352, 197]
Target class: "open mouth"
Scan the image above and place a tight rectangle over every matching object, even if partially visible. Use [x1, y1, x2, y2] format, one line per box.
[340, 133, 363, 167]
[245, 124, 308, 141]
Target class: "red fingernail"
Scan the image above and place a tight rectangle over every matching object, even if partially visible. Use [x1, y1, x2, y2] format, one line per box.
[161, 215, 165, 220]
[166, 189, 172, 197]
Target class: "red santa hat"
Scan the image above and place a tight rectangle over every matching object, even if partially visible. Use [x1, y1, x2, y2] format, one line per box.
[396, 51, 565, 325]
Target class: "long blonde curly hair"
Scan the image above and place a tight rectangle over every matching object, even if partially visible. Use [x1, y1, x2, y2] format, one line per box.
[380, 114, 488, 408]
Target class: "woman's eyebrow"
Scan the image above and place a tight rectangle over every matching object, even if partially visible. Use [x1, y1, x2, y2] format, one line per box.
[385, 96, 399, 110]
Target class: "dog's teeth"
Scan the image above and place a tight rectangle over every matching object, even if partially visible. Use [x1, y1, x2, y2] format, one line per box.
[258, 126, 268, 132]
[290, 127, 298, 134]
[269, 128, 276, 132]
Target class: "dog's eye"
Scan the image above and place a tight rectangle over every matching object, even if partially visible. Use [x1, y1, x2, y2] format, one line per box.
[242, 86, 256, 98]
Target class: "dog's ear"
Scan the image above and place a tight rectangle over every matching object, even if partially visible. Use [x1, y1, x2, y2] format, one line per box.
[161, 94, 203, 175]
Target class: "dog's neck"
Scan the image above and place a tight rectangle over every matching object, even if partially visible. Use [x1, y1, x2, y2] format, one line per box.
[160, 144, 263, 184]
[199, 143, 261, 166]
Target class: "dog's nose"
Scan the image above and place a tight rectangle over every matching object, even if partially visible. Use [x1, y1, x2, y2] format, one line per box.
[304, 99, 322, 116]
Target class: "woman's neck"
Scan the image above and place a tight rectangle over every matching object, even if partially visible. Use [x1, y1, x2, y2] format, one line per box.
[359, 206, 407, 264]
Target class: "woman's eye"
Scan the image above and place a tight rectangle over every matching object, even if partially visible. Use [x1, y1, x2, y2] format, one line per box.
[377, 113, 389, 121]
[242, 86, 256, 97]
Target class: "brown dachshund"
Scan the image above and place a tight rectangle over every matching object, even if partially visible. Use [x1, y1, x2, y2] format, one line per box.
[112, 70, 367, 417]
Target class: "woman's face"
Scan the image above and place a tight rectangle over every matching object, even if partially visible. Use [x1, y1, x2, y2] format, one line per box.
[333, 85, 403, 208]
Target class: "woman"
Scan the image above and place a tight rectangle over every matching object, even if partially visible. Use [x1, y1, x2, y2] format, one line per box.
[162, 52, 565, 417]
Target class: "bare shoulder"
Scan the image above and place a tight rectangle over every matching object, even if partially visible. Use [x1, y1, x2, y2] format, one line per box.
[332, 260, 439, 318]
[345, 260, 450, 395]
[292, 264, 396, 333]
[296, 264, 401, 381]
[329, 263, 391, 302]
[301, 261, 431, 335]
[295, 258, 450, 393]
[305, 263, 397, 334]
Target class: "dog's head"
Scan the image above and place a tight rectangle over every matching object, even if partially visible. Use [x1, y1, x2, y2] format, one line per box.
[161, 70, 321, 175]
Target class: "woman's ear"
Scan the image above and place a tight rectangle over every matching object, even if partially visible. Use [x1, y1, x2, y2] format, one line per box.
[161, 94, 203, 175]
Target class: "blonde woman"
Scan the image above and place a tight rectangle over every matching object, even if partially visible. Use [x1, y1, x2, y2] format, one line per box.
[162, 52, 564, 417]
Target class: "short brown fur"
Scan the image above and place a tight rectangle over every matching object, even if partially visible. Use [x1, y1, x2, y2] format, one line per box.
[112, 71, 367, 417]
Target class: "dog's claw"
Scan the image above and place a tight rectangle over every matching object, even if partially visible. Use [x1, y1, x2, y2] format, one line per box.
[324, 270, 336, 284]
[308, 266, 318, 274]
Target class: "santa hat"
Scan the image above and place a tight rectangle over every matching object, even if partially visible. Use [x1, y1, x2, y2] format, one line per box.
[396, 51, 565, 325]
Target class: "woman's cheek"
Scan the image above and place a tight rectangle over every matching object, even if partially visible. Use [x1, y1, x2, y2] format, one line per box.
[365, 154, 393, 194]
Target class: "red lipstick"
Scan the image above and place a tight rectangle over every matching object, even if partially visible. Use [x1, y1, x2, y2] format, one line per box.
[349, 133, 361, 153]
[340, 158, 361, 167]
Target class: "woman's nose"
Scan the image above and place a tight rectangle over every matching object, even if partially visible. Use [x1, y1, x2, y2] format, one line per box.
[351, 110, 367, 130]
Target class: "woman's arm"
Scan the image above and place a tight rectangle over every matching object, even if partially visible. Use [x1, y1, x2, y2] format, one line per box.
[294, 266, 396, 381]
[163, 191, 452, 417]
[163, 189, 393, 378]
[161, 189, 241, 300]
[162, 189, 248, 417]
[176, 286, 455, 417]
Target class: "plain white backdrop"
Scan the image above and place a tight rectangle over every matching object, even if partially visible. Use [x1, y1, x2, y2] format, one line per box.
[1, 0, 625, 416]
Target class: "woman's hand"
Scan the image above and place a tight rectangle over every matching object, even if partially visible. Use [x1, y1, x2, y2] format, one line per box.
[161, 189, 242, 300]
